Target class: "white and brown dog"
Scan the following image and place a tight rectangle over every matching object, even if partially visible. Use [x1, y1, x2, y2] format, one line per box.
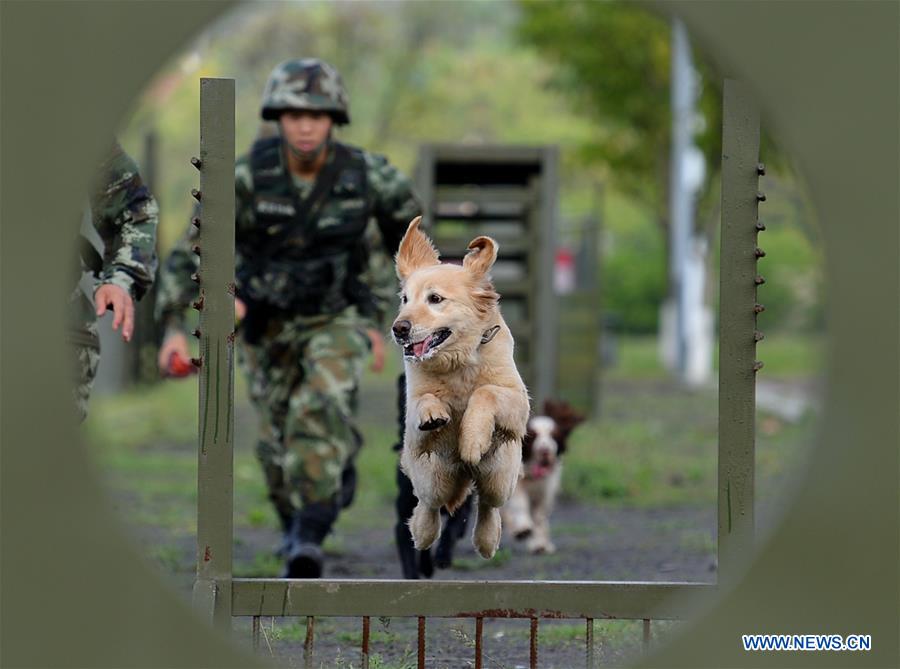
[503, 400, 585, 554]
[392, 217, 530, 559]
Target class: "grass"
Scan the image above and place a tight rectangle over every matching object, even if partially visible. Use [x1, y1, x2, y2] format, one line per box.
[150, 544, 187, 572]
[605, 331, 825, 380]
[452, 547, 512, 571]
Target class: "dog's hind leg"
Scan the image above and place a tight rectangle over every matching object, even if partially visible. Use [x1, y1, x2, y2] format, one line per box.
[409, 502, 442, 550]
[472, 501, 502, 559]
[471, 440, 522, 558]
[504, 481, 533, 540]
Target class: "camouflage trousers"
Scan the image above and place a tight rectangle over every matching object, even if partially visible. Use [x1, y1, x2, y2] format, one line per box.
[70, 326, 101, 424]
[238, 308, 371, 519]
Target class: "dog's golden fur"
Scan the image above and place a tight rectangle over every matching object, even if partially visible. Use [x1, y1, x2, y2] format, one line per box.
[392, 217, 529, 559]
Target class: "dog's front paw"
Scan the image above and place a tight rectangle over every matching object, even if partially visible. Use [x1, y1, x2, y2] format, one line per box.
[512, 525, 534, 541]
[417, 397, 450, 432]
[419, 416, 449, 431]
[527, 539, 556, 555]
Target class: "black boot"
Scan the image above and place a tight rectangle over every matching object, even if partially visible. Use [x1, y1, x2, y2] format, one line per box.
[395, 462, 426, 579]
[340, 460, 357, 510]
[434, 494, 473, 569]
[283, 499, 340, 578]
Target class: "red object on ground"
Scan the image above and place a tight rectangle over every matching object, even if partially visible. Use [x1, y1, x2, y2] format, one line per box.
[167, 351, 197, 378]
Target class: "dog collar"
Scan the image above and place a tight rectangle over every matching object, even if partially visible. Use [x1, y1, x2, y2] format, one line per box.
[480, 325, 500, 346]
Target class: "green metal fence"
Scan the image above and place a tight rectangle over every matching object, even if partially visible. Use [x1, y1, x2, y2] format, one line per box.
[190, 77, 765, 667]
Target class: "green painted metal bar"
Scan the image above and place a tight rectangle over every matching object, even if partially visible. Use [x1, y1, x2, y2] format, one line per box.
[422, 143, 550, 163]
[191, 77, 236, 630]
[433, 186, 538, 205]
[231, 579, 712, 619]
[718, 79, 761, 585]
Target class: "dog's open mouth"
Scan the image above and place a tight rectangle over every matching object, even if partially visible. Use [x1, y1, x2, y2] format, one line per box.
[403, 328, 452, 359]
[529, 453, 555, 480]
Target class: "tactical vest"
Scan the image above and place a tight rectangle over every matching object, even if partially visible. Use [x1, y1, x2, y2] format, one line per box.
[237, 137, 374, 322]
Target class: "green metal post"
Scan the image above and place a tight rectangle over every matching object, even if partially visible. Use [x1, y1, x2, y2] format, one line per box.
[191, 77, 236, 631]
[718, 79, 761, 584]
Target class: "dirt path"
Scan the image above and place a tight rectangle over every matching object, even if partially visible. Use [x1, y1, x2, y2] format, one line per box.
[99, 370, 816, 667]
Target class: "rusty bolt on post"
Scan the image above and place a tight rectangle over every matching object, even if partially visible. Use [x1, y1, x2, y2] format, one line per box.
[191, 272, 201, 283]
[755, 247, 766, 258]
[191, 188, 202, 202]
[192, 296, 204, 311]
[191, 244, 201, 257]
[754, 331, 765, 342]
[191, 216, 201, 229]
[190, 156, 202, 170]
[754, 275, 766, 285]
[757, 162, 766, 176]
[753, 361, 765, 373]
[753, 303, 766, 314]
[192, 328, 201, 339]
[756, 191, 767, 202]
[190, 357, 202, 368]
[755, 220, 766, 231]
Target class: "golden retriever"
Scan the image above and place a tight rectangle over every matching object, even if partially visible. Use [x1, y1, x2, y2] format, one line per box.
[391, 217, 529, 559]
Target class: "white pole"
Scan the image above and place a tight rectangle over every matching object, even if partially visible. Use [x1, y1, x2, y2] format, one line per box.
[667, 18, 711, 387]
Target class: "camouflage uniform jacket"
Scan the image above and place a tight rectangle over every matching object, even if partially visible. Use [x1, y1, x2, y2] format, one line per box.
[157, 140, 419, 335]
[70, 142, 159, 346]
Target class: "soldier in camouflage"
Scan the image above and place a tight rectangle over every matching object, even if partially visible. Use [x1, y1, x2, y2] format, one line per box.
[71, 140, 159, 422]
[156, 58, 420, 578]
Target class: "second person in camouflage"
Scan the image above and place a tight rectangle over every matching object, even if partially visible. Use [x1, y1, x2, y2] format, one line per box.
[72, 140, 159, 422]
[156, 58, 420, 578]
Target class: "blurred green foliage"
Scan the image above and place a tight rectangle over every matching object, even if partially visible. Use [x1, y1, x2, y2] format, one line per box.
[517, 0, 723, 227]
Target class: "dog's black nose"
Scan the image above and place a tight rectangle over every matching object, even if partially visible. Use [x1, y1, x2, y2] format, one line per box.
[392, 320, 411, 339]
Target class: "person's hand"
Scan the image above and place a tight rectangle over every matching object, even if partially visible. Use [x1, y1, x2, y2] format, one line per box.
[366, 328, 385, 373]
[94, 284, 135, 342]
[235, 297, 247, 323]
[158, 331, 191, 376]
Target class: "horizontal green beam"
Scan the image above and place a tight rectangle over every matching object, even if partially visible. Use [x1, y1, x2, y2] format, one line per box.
[232, 579, 712, 619]
[429, 236, 532, 257]
[424, 143, 551, 163]
[434, 186, 537, 206]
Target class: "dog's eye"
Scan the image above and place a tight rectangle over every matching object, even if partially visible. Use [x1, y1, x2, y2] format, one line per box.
[428, 294, 443, 304]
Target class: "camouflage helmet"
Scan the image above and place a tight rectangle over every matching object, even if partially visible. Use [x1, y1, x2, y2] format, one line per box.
[260, 58, 350, 125]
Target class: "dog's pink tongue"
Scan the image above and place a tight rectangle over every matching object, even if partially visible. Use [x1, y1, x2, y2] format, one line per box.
[530, 463, 551, 479]
[413, 336, 432, 358]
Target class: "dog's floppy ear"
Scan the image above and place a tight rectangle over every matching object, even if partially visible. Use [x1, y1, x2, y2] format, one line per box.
[462, 236, 498, 280]
[543, 399, 586, 436]
[395, 216, 440, 281]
